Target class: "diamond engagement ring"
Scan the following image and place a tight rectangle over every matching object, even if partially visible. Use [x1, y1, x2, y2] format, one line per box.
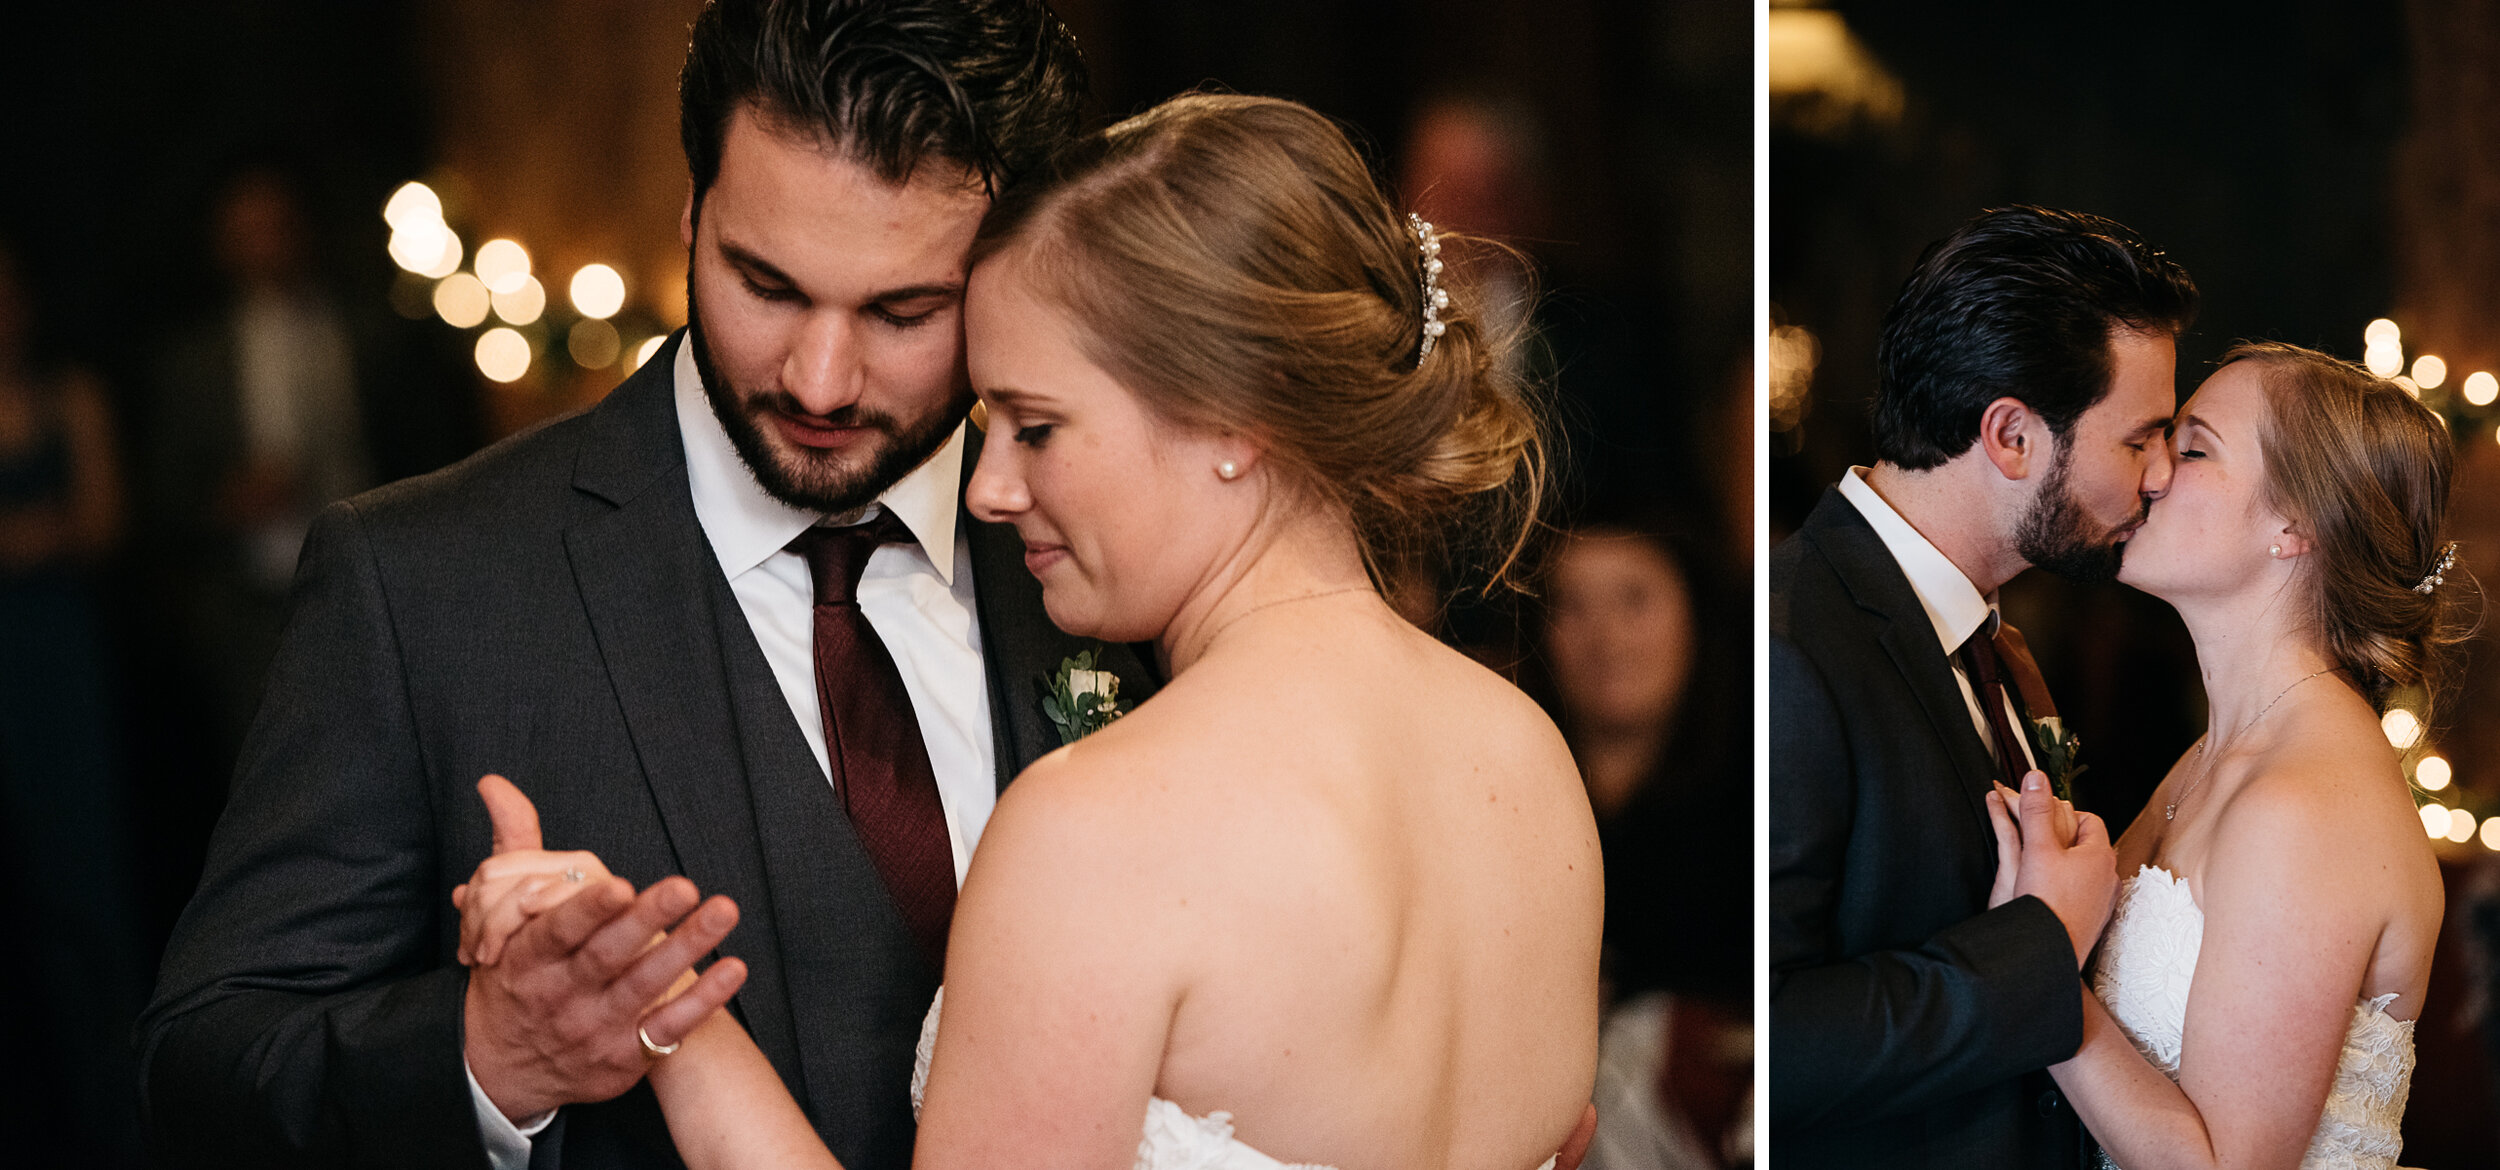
[562, 867, 585, 883]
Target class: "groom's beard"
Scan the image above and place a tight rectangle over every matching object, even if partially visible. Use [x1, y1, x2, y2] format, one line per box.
[2015, 440, 2141, 585]
[687, 280, 970, 517]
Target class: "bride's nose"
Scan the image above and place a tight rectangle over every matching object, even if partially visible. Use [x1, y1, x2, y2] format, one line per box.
[966, 423, 1031, 521]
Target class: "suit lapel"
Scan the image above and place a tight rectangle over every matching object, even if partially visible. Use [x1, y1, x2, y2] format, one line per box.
[1804, 491, 2005, 841]
[560, 337, 806, 1090]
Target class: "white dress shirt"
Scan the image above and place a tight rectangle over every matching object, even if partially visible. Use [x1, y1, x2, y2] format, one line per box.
[1837, 468, 2037, 775]
[474, 335, 999, 1165]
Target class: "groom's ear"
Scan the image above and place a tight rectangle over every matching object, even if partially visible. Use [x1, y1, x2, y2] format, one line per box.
[1975, 396, 2040, 482]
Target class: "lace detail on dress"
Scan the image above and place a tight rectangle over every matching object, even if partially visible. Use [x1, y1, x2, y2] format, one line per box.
[2091, 865, 2203, 1077]
[2087, 866, 2416, 1170]
[910, 989, 1555, 1170]
[2305, 994, 2414, 1169]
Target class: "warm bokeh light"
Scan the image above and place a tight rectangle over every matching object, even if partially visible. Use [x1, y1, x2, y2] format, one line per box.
[634, 335, 669, 370]
[389, 221, 463, 278]
[2422, 802, 2451, 838]
[2365, 318, 2401, 346]
[2417, 755, 2453, 792]
[2481, 816, 2500, 851]
[1769, 322, 1820, 433]
[2365, 340, 2405, 378]
[569, 318, 622, 368]
[2448, 807, 2476, 844]
[2383, 708, 2424, 750]
[475, 238, 532, 294]
[571, 264, 627, 319]
[1766, 8, 1904, 130]
[2465, 371, 2499, 407]
[2393, 375, 2421, 397]
[475, 327, 532, 383]
[2411, 355, 2447, 390]
[383, 181, 443, 231]
[432, 273, 491, 329]
[492, 275, 547, 326]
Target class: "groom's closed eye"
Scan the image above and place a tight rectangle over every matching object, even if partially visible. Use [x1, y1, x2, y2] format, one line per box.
[869, 288, 960, 329]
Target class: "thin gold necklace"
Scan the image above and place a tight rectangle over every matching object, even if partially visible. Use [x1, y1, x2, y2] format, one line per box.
[2166, 667, 2337, 821]
[1192, 586, 1375, 659]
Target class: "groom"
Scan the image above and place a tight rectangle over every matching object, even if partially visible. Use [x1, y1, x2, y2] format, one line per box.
[136, 4, 1141, 1168]
[1769, 206, 2198, 1168]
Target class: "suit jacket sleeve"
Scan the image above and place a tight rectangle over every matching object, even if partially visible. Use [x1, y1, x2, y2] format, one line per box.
[138, 499, 490, 1169]
[1768, 633, 2085, 1131]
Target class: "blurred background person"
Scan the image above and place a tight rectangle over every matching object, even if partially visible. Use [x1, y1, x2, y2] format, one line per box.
[148, 167, 476, 761]
[1537, 509, 1752, 1170]
[0, 234, 148, 1165]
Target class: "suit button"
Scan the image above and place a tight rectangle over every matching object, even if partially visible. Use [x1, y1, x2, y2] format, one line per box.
[2038, 1090, 2063, 1116]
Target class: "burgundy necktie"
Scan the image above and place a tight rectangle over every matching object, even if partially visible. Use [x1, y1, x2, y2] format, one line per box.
[789, 515, 955, 971]
[1959, 623, 2032, 790]
[1990, 622, 2058, 722]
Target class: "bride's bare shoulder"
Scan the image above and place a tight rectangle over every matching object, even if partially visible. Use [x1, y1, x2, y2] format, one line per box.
[2204, 712, 2437, 916]
[976, 618, 1577, 873]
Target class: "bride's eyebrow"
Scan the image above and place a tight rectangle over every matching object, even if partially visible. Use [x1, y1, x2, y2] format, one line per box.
[981, 386, 1053, 411]
[2179, 413, 2220, 442]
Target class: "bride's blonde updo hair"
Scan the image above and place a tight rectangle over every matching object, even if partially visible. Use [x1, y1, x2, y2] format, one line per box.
[968, 91, 1546, 592]
[2224, 341, 2472, 708]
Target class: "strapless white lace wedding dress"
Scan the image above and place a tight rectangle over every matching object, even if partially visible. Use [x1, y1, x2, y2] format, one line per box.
[911, 989, 1558, 1170]
[2088, 865, 2416, 1170]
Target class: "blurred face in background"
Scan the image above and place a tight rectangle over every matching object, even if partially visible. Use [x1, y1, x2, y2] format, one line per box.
[1544, 528, 1694, 738]
[0, 246, 25, 358]
[213, 172, 310, 289]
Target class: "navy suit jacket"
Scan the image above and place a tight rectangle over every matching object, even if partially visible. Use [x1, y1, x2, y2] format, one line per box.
[139, 332, 1155, 1169]
[1769, 487, 2088, 1169]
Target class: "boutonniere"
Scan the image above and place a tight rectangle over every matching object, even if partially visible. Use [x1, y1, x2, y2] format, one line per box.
[1042, 649, 1125, 745]
[2028, 716, 2086, 801]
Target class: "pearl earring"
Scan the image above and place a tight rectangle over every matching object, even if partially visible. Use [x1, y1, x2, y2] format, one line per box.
[1217, 461, 1241, 481]
[2270, 544, 2283, 558]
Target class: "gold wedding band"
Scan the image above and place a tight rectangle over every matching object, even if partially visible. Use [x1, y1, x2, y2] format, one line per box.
[638, 1023, 680, 1059]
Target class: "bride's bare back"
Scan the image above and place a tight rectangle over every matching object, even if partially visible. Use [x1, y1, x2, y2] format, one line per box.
[919, 599, 1602, 1170]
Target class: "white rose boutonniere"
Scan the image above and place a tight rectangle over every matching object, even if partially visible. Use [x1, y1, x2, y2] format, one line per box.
[1043, 649, 1124, 745]
[2028, 716, 2086, 802]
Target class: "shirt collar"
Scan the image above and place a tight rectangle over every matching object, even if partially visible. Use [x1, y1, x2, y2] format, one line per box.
[1837, 466, 1995, 653]
[673, 330, 964, 584]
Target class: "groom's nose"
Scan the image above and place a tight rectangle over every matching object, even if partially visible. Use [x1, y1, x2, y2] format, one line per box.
[2138, 432, 2175, 499]
[782, 312, 867, 415]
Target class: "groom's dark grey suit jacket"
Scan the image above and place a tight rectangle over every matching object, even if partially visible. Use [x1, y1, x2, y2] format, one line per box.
[1770, 487, 2089, 1169]
[138, 332, 1154, 1170]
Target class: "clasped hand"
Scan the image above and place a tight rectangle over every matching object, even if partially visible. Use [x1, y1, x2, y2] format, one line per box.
[1983, 770, 2119, 971]
[455, 774, 750, 1123]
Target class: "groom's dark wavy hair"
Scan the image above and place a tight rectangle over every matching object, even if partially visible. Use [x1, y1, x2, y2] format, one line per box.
[1873, 206, 2199, 469]
[680, 0, 1088, 204]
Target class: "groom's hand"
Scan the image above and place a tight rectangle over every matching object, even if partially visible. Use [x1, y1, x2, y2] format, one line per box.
[462, 777, 743, 1123]
[2007, 770, 2117, 970]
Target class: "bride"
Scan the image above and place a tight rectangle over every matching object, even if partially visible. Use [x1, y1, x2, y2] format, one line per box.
[1987, 342, 2460, 1169]
[459, 93, 1603, 1170]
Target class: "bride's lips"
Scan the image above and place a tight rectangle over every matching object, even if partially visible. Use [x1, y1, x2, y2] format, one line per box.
[1022, 542, 1068, 575]
[771, 409, 873, 450]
